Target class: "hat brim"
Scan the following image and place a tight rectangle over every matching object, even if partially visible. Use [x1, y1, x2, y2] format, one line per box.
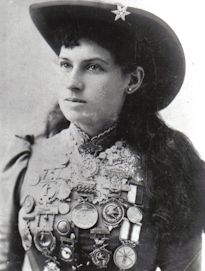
[30, 0, 185, 111]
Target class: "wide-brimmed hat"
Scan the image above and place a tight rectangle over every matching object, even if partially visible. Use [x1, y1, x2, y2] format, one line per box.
[30, 0, 185, 111]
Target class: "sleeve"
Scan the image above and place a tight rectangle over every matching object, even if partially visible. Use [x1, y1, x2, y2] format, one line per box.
[0, 135, 33, 271]
[157, 234, 202, 271]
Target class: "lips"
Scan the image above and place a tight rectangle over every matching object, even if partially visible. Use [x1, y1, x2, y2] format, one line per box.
[65, 98, 86, 103]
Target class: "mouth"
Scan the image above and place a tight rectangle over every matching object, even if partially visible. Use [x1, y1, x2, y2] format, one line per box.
[64, 98, 86, 103]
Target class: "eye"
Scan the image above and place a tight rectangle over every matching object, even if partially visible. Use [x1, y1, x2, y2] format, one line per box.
[86, 63, 104, 72]
[59, 61, 72, 71]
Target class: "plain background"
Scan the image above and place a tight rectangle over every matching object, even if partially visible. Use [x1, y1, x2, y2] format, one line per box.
[0, 0, 205, 269]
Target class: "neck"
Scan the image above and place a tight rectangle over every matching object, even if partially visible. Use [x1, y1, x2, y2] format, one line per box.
[74, 121, 118, 138]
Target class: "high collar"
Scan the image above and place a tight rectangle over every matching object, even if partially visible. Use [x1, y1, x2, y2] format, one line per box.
[69, 123, 119, 156]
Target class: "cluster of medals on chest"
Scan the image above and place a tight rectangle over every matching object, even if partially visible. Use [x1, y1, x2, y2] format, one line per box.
[22, 130, 144, 271]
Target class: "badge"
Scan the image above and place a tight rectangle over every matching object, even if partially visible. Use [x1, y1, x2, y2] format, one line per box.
[127, 206, 143, 224]
[81, 155, 99, 178]
[34, 231, 56, 252]
[71, 202, 98, 229]
[43, 261, 60, 271]
[102, 199, 124, 227]
[57, 181, 72, 201]
[56, 220, 70, 236]
[22, 227, 32, 251]
[58, 202, 70, 215]
[90, 245, 111, 269]
[59, 244, 73, 262]
[23, 195, 35, 214]
[113, 244, 137, 270]
[39, 183, 57, 205]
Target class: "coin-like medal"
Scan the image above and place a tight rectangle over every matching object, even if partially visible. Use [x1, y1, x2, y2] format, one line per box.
[102, 199, 124, 227]
[113, 244, 137, 270]
[23, 195, 35, 214]
[22, 227, 32, 251]
[59, 244, 73, 262]
[90, 245, 111, 269]
[56, 220, 70, 236]
[34, 231, 56, 252]
[81, 155, 99, 178]
[127, 206, 143, 224]
[71, 202, 98, 229]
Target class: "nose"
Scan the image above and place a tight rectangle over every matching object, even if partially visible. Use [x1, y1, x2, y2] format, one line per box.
[66, 69, 84, 92]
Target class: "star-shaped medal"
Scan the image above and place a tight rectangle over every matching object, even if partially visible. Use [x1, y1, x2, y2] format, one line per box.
[111, 3, 131, 21]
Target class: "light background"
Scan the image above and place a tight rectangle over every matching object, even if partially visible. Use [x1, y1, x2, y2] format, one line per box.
[0, 0, 205, 269]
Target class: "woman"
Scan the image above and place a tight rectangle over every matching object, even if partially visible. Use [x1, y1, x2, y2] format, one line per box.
[0, 1, 204, 270]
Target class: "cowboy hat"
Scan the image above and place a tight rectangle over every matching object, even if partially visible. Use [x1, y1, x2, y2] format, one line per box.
[29, 0, 185, 111]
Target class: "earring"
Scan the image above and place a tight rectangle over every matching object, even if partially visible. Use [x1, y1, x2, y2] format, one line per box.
[126, 87, 133, 94]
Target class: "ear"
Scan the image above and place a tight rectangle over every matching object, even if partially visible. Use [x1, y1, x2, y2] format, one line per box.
[126, 66, 144, 94]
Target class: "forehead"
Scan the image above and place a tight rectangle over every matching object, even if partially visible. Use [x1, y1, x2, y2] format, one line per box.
[59, 39, 114, 62]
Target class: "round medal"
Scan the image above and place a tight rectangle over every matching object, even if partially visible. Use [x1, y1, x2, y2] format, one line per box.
[34, 231, 56, 252]
[127, 206, 143, 224]
[71, 202, 98, 229]
[59, 244, 73, 262]
[113, 244, 137, 270]
[22, 228, 32, 251]
[90, 246, 111, 269]
[81, 155, 99, 178]
[23, 195, 35, 214]
[56, 220, 70, 236]
[102, 199, 124, 227]
[58, 202, 70, 215]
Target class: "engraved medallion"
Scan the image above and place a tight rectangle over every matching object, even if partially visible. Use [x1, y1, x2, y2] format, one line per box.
[113, 244, 137, 270]
[58, 181, 72, 201]
[72, 202, 98, 229]
[102, 199, 124, 227]
[34, 231, 56, 252]
[81, 155, 99, 178]
[23, 195, 35, 214]
[90, 245, 111, 269]
[127, 206, 143, 224]
[59, 244, 73, 262]
[58, 202, 70, 215]
[56, 220, 70, 236]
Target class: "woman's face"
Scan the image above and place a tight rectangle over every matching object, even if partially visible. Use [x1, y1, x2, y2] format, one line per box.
[57, 39, 130, 135]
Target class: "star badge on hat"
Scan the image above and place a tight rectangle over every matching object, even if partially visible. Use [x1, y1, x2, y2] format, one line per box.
[111, 3, 131, 21]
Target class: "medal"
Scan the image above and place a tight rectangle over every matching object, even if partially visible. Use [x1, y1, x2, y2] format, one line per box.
[58, 180, 72, 200]
[59, 244, 73, 262]
[39, 183, 57, 205]
[127, 206, 143, 224]
[90, 245, 111, 269]
[43, 262, 60, 271]
[23, 195, 35, 214]
[113, 244, 137, 270]
[22, 226, 32, 251]
[56, 220, 70, 236]
[58, 202, 70, 215]
[72, 202, 98, 229]
[34, 231, 56, 252]
[102, 199, 124, 228]
[81, 155, 99, 178]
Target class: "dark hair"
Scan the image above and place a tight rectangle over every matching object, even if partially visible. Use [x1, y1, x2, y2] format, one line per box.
[48, 21, 205, 243]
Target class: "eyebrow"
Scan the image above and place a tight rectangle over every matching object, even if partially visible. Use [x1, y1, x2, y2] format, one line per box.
[59, 57, 109, 65]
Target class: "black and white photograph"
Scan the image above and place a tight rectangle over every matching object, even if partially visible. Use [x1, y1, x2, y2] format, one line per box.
[0, 0, 205, 270]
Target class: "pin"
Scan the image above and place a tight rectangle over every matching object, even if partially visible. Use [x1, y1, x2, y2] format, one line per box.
[127, 206, 143, 224]
[56, 220, 70, 236]
[43, 261, 60, 271]
[81, 155, 99, 178]
[34, 231, 56, 252]
[22, 227, 32, 251]
[59, 244, 73, 262]
[102, 199, 124, 227]
[113, 244, 137, 270]
[58, 202, 70, 215]
[90, 245, 111, 269]
[72, 202, 98, 229]
[23, 195, 35, 214]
